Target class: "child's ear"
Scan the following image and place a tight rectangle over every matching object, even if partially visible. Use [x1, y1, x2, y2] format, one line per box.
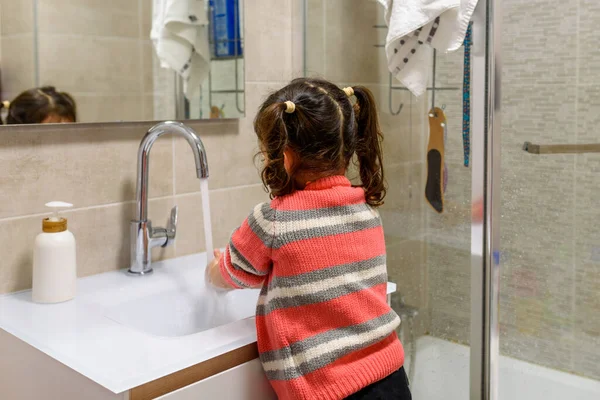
[283, 149, 295, 174]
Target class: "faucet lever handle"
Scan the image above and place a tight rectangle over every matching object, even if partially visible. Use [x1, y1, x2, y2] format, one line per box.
[167, 205, 178, 237]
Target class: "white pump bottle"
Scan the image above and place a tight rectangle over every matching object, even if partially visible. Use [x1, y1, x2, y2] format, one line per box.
[32, 201, 77, 304]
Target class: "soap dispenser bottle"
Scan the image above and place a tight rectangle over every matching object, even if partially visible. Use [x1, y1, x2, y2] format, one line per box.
[32, 201, 77, 304]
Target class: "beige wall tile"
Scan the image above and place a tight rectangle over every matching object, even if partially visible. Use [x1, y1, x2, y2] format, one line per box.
[434, 48, 464, 89]
[0, 35, 35, 95]
[69, 202, 132, 277]
[172, 193, 206, 257]
[75, 94, 144, 123]
[209, 184, 270, 248]
[504, 264, 576, 339]
[425, 163, 471, 345]
[323, 0, 387, 84]
[149, 94, 171, 121]
[244, 0, 292, 82]
[387, 239, 430, 338]
[573, 172, 600, 378]
[0, 123, 172, 218]
[37, 0, 139, 37]
[38, 35, 141, 94]
[572, 332, 600, 381]
[290, 0, 306, 77]
[574, 172, 600, 258]
[579, 1, 600, 84]
[303, 0, 325, 78]
[175, 82, 284, 194]
[142, 41, 154, 94]
[209, 58, 245, 92]
[140, 0, 153, 40]
[430, 308, 470, 345]
[0, 0, 33, 36]
[576, 85, 600, 173]
[387, 240, 426, 308]
[502, 83, 577, 158]
[366, 85, 424, 164]
[305, 0, 327, 77]
[498, 246, 575, 355]
[142, 94, 155, 121]
[427, 242, 470, 344]
[381, 162, 425, 241]
[0, 215, 39, 293]
[502, 0, 577, 85]
[500, 157, 575, 251]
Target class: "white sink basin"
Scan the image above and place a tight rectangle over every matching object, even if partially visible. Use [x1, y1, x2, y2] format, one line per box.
[105, 285, 259, 338]
[97, 257, 260, 338]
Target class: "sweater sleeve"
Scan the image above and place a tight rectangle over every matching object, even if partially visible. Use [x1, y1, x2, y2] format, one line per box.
[219, 202, 275, 288]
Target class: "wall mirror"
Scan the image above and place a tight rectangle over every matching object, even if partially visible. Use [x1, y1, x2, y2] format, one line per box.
[0, 0, 245, 125]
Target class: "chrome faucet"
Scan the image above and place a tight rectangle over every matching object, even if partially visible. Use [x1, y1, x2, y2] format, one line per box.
[129, 121, 209, 275]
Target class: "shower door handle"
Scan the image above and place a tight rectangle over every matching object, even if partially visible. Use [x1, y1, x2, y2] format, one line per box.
[523, 142, 600, 154]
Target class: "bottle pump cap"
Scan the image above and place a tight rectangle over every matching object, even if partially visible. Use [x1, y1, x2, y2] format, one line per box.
[42, 201, 73, 233]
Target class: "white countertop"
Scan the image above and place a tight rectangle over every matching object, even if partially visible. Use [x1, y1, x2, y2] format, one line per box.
[0, 253, 397, 394]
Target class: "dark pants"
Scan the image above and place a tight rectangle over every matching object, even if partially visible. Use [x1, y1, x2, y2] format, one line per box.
[345, 367, 412, 400]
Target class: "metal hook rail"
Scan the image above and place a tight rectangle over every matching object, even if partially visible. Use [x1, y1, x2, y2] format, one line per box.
[374, 26, 459, 116]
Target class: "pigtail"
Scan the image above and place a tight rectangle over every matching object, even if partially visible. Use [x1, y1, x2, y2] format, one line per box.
[254, 102, 295, 198]
[352, 86, 386, 207]
[0, 100, 8, 125]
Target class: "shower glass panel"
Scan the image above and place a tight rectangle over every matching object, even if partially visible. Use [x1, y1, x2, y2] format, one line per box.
[498, 0, 600, 398]
[302, 2, 482, 398]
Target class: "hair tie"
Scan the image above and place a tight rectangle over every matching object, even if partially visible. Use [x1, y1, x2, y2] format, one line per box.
[284, 101, 296, 113]
[1, 100, 9, 109]
[342, 87, 354, 97]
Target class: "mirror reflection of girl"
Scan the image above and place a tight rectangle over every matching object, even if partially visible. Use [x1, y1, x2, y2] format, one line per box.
[1, 86, 77, 124]
[205, 78, 411, 400]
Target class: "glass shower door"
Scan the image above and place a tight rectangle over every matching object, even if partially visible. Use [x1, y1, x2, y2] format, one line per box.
[497, 0, 600, 398]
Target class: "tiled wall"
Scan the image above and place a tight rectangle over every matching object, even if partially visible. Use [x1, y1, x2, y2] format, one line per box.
[0, 0, 35, 100]
[427, 0, 600, 382]
[304, 0, 430, 338]
[0, 0, 298, 294]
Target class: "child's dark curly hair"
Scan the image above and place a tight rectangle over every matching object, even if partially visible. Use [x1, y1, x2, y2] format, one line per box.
[3, 86, 77, 124]
[253, 77, 386, 207]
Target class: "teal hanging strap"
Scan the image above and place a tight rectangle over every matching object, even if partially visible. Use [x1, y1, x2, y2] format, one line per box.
[462, 23, 472, 167]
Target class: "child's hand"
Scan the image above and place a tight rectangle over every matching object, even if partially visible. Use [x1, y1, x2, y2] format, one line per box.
[205, 249, 233, 291]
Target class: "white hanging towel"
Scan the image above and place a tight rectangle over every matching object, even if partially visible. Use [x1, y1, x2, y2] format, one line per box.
[377, 0, 478, 97]
[151, 0, 210, 99]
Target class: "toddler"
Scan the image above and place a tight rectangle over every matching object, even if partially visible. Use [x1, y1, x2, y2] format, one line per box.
[206, 78, 410, 400]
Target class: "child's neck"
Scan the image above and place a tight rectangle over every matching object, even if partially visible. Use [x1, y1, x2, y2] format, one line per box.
[295, 168, 346, 189]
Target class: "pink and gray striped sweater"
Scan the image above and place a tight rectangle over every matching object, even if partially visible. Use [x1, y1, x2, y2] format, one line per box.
[219, 175, 404, 400]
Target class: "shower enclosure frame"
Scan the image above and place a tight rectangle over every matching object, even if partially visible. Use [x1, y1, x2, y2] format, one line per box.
[470, 0, 501, 399]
